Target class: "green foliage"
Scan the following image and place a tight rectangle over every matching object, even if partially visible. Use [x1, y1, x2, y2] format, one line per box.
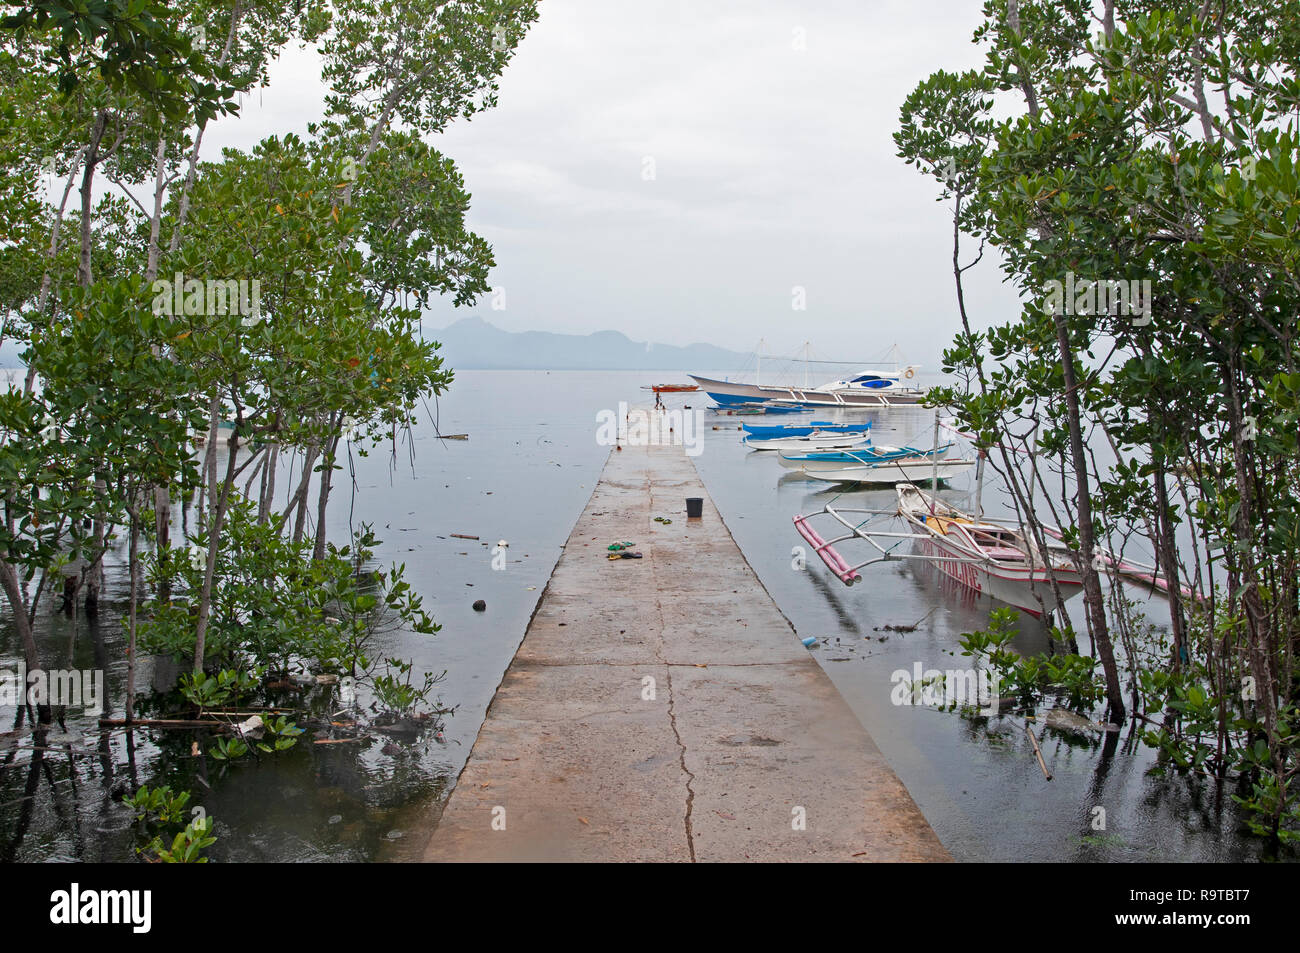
[142, 501, 438, 682]
[128, 785, 215, 862]
[902, 0, 1300, 844]
[178, 668, 258, 714]
[1, 0, 239, 122]
[958, 608, 1104, 710]
[144, 816, 216, 863]
[256, 714, 305, 753]
[210, 715, 303, 762]
[1, 0, 537, 862]
[125, 784, 191, 825]
[208, 736, 248, 762]
[373, 656, 443, 716]
[0, 277, 203, 580]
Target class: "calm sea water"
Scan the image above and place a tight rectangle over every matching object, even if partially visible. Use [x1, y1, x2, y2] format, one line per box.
[0, 369, 1271, 861]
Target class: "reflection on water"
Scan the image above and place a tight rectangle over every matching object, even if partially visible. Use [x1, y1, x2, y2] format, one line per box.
[693, 397, 1272, 863]
[1, 370, 625, 862]
[0, 371, 1278, 862]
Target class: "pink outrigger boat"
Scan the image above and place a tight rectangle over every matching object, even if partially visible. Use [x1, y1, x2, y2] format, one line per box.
[794, 485, 1083, 616]
[794, 484, 1194, 616]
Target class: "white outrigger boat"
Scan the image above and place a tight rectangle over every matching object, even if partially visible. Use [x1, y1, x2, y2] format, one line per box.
[745, 429, 873, 452]
[778, 442, 954, 472]
[692, 343, 925, 408]
[793, 458, 975, 485]
[741, 421, 867, 439]
[691, 369, 926, 409]
[792, 484, 1084, 615]
[778, 442, 972, 484]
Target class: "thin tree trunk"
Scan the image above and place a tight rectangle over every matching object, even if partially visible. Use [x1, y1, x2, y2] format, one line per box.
[85, 509, 105, 615]
[193, 429, 240, 674]
[1054, 315, 1125, 722]
[77, 111, 108, 288]
[26, 147, 86, 394]
[1151, 455, 1187, 668]
[141, 135, 178, 597]
[259, 442, 279, 524]
[290, 444, 321, 543]
[77, 112, 109, 615]
[1190, 0, 1217, 144]
[126, 510, 139, 722]
[313, 430, 341, 561]
[199, 394, 220, 531]
[0, 559, 41, 674]
[144, 136, 168, 280]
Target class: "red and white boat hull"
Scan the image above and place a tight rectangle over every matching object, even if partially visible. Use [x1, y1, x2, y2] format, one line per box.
[909, 530, 1083, 616]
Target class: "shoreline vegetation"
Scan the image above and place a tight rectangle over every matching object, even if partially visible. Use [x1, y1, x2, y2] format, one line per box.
[1, 0, 541, 862]
[896, 1, 1300, 847]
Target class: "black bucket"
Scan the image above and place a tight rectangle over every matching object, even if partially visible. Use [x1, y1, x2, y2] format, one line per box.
[686, 497, 704, 518]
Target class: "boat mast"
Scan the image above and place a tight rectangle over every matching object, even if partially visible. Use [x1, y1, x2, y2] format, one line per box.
[973, 447, 986, 522]
[804, 340, 810, 388]
[929, 409, 940, 508]
[757, 338, 764, 388]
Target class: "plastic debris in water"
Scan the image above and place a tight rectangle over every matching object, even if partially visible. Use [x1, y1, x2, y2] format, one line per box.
[235, 715, 265, 738]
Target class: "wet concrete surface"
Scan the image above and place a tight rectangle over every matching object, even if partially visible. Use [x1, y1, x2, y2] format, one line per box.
[423, 442, 950, 862]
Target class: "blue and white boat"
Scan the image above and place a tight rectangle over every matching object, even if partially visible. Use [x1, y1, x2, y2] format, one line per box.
[789, 457, 975, 485]
[690, 368, 925, 408]
[778, 442, 954, 472]
[780, 443, 972, 485]
[741, 420, 869, 439]
[745, 427, 873, 452]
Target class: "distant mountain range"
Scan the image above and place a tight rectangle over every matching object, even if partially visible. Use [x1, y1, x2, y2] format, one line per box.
[424, 316, 749, 370]
[0, 317, 750, 372]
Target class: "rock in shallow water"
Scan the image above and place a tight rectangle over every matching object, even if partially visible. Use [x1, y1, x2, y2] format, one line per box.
[1045, 707, 1102, 735]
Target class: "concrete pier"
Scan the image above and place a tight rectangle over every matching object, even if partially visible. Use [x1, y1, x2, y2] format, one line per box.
[423, 443, 949, 862]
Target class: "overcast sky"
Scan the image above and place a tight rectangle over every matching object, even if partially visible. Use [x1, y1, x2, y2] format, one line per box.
[208, 0, 1023, 370]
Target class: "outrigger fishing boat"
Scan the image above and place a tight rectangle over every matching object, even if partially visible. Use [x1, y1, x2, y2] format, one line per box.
[642, 383, 699, 393]
[741, 420, 867, 439]
[792, 484, 1084, 615]
[778, 442, 972, 484]
[745, 422, 873, 451]
[787, 457, 974, 485]
[691, 369, 926, 408]
[747, 432, 872, 452]
[694, 341, 926, 408]
[778, 442, 953, 472]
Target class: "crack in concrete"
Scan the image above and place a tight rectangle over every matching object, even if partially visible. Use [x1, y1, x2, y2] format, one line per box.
[662, 661, 696, 862]
[649, 471, 697, 862]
